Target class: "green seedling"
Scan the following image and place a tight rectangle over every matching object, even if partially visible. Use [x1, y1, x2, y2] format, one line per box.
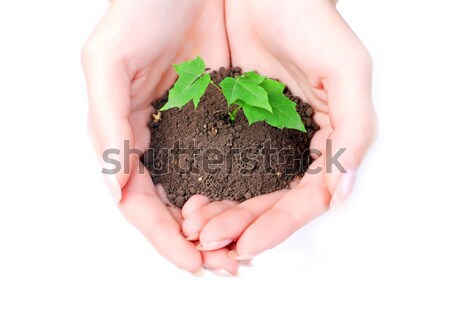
[160, 56, 306, 132]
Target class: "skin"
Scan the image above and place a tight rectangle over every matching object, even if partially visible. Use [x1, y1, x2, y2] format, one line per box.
[184, 0, 377, 260]
[82, 0, 237, 275]
[82, 0, 376, 274]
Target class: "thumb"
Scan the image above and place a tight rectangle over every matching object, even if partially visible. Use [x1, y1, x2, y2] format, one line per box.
[324, 52, 377, 210]
[82, 41, 135, 203]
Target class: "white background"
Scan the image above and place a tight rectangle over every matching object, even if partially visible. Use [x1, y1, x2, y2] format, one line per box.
[0, 1, 449, 313]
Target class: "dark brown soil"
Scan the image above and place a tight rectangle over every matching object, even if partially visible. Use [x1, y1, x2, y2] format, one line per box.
[143, 67, 319, 208]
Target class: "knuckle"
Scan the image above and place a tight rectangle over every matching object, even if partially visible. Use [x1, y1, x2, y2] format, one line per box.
[357, 118, 376, 145]
[192, 210, 209, 226]
[336, 43, 373, 76]
[367, 115, 378, 148]
[355, 107, 377, 149]
[81, 36, 123, 68]
[344, 119, 377, 166]
[350, 123, 376, 160]
[181, 220, 193, 236]
[80, 39, 98, 67]
[358, 46, 373, 73]
[237, 207, 257, 223]
[223, 200, 239, 207]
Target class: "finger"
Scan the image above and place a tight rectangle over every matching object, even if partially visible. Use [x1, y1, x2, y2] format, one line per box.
[119, 163, 202, 273]
[181, 195, 211, 219]
[325, 69, 376, 209]
[82, 38, 135, 204]
[323, 17, 377, 209]
[201, 248, 240, 277]
[183, 200, 238, 243]
[198, 190, 288, 250]
[230, 158, 330, 259]
[228, 242, 252, 267]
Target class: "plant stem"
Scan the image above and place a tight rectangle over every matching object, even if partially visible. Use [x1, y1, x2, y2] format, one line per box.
[209, 80, 241, 122]
[229, 105, 242, 122]
[210, 81, 223, 93]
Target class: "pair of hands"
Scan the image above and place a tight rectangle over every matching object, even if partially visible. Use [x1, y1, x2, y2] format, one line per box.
[82, 0, 376, 275]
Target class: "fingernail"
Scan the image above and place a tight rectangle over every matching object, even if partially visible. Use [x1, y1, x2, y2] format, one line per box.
[196, 239, 233, 251]
[181, 267, 205, 277]
[102, 173, 122, 204]
[186, 233, 200, 241]
[330, 169, 357, 211]
[239, 259, 253, 267]
[191, 267, 205, 277]
[228, 250, 257, 261]
[206, 268, 237, 277]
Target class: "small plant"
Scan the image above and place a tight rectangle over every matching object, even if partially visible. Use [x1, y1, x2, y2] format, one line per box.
[160, 56, 306, 132]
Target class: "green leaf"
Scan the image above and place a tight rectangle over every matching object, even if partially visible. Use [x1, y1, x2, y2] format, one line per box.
[239, 71, 266, 84]
[259, 78, 285, 94]
[219, 73, 272, 113]
[160, 56, 211, 110]
[159, 56, 306, 132]
[242, 78, 306, 132]
[237, 100, 265, 125]
[190, 74, 211, 108]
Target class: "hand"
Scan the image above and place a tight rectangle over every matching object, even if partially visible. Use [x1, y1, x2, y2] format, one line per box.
[81, 0, 238, 274]
[187, 0, 377, 259]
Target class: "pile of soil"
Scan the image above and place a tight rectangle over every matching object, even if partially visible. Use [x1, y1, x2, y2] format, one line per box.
[143, 67, 319, 208]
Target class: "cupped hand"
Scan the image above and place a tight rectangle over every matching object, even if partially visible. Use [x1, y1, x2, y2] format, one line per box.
[188, 0, 377, 259]
[81, 0, 235, 274]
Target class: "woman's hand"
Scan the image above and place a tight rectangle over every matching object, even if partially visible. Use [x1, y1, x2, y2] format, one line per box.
[81, 0, 236, 274]
[188, 0, 377, 259]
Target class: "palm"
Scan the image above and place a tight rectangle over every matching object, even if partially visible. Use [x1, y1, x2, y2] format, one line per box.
[118, 0, 231, 272]
[227, 0, 356, 157]
[122, 0, 230, 153]
[186, 0, 375, 258]
[85, 0, 374, 271]
[83, 0, 234, 273]
[224, 0, 340, 221]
